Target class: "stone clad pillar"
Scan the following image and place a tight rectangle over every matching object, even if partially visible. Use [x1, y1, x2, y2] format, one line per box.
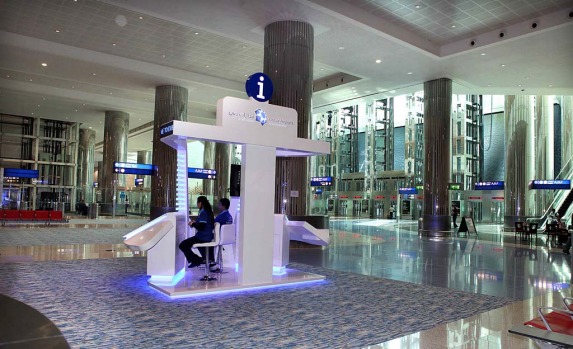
[137, 150, 152, 188]
[504, 95, 534, 227]
[202, 142, 215, 197]
[533, 96, 554, 216]
[421, 78, 452, 236]
[101, 111, 129, 204]
[264, 20, 314, 215]
[150, 85, 188, 220]
[77, 128, 95, 202]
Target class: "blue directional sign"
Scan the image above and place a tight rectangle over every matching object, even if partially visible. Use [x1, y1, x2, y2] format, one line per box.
[93, 182, 99, 188]
[398, 187, 418, 195]
[134, 178, 144, 187]
[475, 181, 504, 190]
[245, 72, 273, 102]
[113, 162, 156, 176]
[159, 121, 174, 137]
[310, 176, 333, 187]
[529, 179, 571, 190]
[188, 168, 217, 180]
[3, 168, 39, 178]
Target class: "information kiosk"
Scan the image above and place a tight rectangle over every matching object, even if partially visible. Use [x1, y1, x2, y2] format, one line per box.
[125, 73, 330, 297]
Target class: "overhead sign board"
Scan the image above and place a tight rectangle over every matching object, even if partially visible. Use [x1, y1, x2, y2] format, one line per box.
[448, 183, 462, 191]
[475, 181, 504, 190]
[93, 182, 99, 188]
[135, 178, 144, 187]
[3, 168, 39, 178]
[529, 179, 571, 190]
[187, 168, 217, 180]
[398, 187, 417, 195]
[113, 162, 156, 176]
[310, 176, 333, 187]
[159, 121, 174, 138]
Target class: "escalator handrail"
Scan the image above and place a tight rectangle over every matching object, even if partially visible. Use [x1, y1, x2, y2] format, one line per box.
[540, 155, 573, 229]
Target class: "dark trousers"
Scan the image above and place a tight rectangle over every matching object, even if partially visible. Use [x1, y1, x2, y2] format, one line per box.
[178, 236, 214, 264]
[452, 215, 458, 228]
[564, 233, 571, 253]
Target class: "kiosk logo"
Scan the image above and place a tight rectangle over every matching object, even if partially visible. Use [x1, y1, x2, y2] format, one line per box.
[255, 108, 267, 126]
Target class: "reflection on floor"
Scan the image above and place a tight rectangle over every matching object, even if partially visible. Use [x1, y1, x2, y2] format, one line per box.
[0, 217, 571, 348]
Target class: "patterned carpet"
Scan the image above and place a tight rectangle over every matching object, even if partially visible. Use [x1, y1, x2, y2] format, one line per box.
[0, 258, 514, 349]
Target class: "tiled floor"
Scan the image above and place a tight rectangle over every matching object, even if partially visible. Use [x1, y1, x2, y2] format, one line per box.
[0, 217, 571, 348]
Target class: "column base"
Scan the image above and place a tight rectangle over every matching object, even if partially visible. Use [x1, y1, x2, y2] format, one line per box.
[421, 215, 451, 237]
[150, 206, 176, 221]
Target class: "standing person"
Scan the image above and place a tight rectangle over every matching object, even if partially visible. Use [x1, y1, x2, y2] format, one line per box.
[451, 204, 459, 228]
[548, 208, 559, 225]
[179, 196, 215, 268]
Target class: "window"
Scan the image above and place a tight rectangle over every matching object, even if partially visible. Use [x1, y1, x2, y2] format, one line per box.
[457, 121, 462, 136]
[457, 157, 461, 172]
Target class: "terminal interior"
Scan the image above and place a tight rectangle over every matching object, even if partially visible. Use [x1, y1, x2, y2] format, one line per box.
[1, 0, 573, 348]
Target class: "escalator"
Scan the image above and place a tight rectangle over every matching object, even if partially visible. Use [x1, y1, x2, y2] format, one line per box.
[557, 189, 573, 219]
[539, 155, 573, 229]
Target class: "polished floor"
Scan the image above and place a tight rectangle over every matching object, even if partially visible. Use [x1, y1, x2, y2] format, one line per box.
[0, 216, 571, 348]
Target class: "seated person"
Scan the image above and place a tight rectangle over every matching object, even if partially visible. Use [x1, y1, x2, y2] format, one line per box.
[556, 216, 569, 245]
[178, 196, 214, 268]
[209, 198, 233, 270]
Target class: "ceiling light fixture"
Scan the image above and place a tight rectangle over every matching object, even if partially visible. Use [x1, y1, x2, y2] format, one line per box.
[242, 45, 247, 49]
[92, 73, 96, 76]
[407, 72, 413, 75]
[452, 25, 456, 28]
[338, 46, 345, 50]
[139, 16, 143, 20]
[162, 54, 166, 58]
[487, 84, 492, 87]
[194, 32, 199, 35]
[6, 75, 10, 78]
[71, 86, 75, 89]
[205, 65, 210, 68]
[112, 43, 117, 46]
[89, 127, 92, 129]
[41, 63, 47, 67]
[390, 90, 396, 93]
[518, 84, 522, 87]
[109, 92, 113, 95]
[480, 53, 486, 56]
[55, 29, 60, 33]
[375, 59, 381, 63]
[549, 84, 553, 87]
[29, 79, 33, 82]
[415, 5, 421, 9]
[500, 64, 506, 67]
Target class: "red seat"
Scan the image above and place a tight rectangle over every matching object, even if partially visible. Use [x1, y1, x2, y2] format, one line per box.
[20, 210, 35, 222]
[35, 210, 50, 223]
[50, 210, 64, 222]
[4, 210, 20, 222]
[525, 309, 573, 336]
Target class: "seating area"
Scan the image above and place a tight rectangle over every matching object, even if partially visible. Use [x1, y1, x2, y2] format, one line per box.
[0, 209, 68, 226]
[509, 298, 573, 347]
[514, 221, 539, 245]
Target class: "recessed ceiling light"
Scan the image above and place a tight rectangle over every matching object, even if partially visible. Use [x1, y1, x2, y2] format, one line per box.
[407, 72, 413, 75]
[41, 63, 47, 67]
[194, 32, 199, 35]
[138, 16, 143, 20]
[31, 112, 34, 115]
[242, 45, 247, 49]
[42, 98, 45, 100]
[55, 29, 60, 33]
[338, 46, 345, 50]
[500, 64, 506, 67]
[549, 84, 553, 87]
[320, 68, 325, 71]
[375, 59, 382, 63]
[29, 78, 33, 82]
[518, 84, 522, 87]
[139, 118, 142, 121]
[244, 74, 248, 77]
[37, 104, 40, 107]
[452, 25, 456, 28]
[109, 92, 113, 95]
[112, 43, 117, 46]
[525, 77, 529, 80]
[6, 75, 10, 78]
[92, 73, 96, 76]
[415, 5, 421, 9]
[390, 90, 396, 93]
[205, 65, 210, 68]
[162, 54, 166, 58]
[71, 86, 75, 89]
[82, 103, 86, 106]
[75, 109, 78, 112]
[487, 84, 492, 87]
[480, 53, 486, 56]
[89, 127, 92, 129]
[65, 117, 68, 120]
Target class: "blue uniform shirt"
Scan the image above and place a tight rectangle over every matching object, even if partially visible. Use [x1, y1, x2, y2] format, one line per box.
[194, 209, 214, 242]
[215, 210, 233, 226]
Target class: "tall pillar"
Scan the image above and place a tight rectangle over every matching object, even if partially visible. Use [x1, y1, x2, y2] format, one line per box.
[96, 161, 103, 183]
[421, 78, 452, 236]
[214, 143, 232, 203]
[202, 141, 215, 197]
[264, 21, 313, 215]
[101, 111, 129, 204]
[137, 150, 152, 188]
[533, 96, 554, 216]
[561, 96, 573, 170]
[150, 85, 188, 220]
[77, 128, 96, 202]
[504, 95, 534, 227]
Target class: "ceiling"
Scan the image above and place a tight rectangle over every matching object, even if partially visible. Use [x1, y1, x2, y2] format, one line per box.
[0, 0, 572, 155]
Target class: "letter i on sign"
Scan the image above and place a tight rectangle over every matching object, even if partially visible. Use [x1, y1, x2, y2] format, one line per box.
[257, 76, 265, 99]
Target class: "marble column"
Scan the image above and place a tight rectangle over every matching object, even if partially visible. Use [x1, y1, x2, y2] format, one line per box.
[264, 20, 314, 215]
[150, 85, 188, 220]
[137, 150, 152, 188]
[421, 78, 452, 236]
[533, 96, 554, 216]
[561, 96, 573, 171]
[101, 111, 129, 204]
[214, 143, 232, 203]
[504, 95, 534, 227]
[202, 141, 215, 197]
[77, 129, 96, 202]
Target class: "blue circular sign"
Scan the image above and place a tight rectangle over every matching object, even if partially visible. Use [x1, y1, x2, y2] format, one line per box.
[245, 72, 273, 102]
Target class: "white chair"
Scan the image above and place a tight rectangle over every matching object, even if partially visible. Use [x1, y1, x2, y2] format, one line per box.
[213, 224, 237, 273]
[193, 222, 220, 281]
